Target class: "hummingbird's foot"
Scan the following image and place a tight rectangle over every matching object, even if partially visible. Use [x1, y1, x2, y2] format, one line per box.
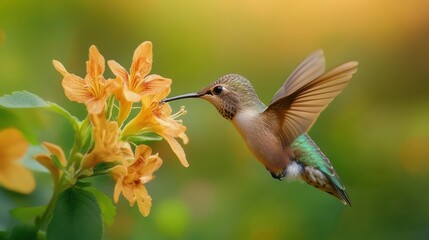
[268, 168, 286, 180]
[268, 161, 306, 181]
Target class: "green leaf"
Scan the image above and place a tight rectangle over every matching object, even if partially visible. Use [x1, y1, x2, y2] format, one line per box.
[0, 91, 49, 109]
[0, 231, 8, 240]
[86, 187, 116, 226]
[8, 224, 38, 240]
[0, 91, 81, 135]
[47, 187, 103, 240]
[48, 102, 80, 129]
[92, 162, 118, 176]
[10, 206, 46, 223]
[50, 154, 64, 170]
[75, 181, 93, 188]
[128, 132, 163, 143]
[78, 117, 93, 153]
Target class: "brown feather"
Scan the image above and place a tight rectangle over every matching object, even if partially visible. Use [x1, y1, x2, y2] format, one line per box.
[270, 50, 326, 104]
[265, 61, 358, 145]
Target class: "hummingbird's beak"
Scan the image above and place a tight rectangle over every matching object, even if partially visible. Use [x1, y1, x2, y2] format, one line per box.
[162, 93, 203, 103]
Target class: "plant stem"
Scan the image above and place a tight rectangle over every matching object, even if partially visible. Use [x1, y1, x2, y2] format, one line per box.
[66, 116, 87, 170]
[37, 110, 84, 230]
[36, 175, 68, 231]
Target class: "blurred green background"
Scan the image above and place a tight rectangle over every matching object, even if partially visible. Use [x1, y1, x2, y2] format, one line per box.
[1, 0, 429, 239]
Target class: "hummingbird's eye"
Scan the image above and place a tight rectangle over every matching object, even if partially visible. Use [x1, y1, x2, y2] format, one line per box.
[212, 85, 223, 95]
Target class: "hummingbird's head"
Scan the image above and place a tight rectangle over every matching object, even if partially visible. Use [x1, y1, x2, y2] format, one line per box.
[163, 74, 263, 120]
[196, 74, 254, 120]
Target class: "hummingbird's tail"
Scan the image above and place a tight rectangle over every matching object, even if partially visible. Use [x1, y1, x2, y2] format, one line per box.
[300, 163, 351, 206]
[291, 134, 351, 206]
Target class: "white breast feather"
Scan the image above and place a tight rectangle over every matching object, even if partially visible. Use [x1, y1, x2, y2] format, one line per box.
[286, 161, 303, 180]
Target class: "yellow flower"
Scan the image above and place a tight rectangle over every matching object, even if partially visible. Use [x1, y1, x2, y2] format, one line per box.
[82, 114, 133, 170]
[53, 45, 113, 114]
[111, 145, 162, 217]
[34, 142, 67, 183]
[122, 86, 189, 167]
[108, 41, 172, 124]
[0, 128, 35, 194]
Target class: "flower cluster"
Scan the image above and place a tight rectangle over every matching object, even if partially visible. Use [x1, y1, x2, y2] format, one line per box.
[45, 41, 188, 216]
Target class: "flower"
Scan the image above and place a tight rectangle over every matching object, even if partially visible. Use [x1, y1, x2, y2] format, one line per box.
[0, 128, 35, 194]
[122, 86, 189, 167]
[82, 114, 133, 170]
[108, 41, 172, 124]
[53, 45, 113, 114]
[111, 145, 162, 216]
[34, 142, 67, 183]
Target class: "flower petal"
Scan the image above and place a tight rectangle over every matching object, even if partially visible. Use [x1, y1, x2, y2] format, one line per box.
[179, 132, 189, 144]
[0, 128, 28, 162]
[141, 75, 172, 97]
[111, 78, 133, 125]
[61, 74, 90, 103]
[135, 145, 152, 161]
[162, 135, 189, 167]
[108, 60, 129, 83]
[41, 142, 67, 166]
[87, 45, 105, 78]
[123, 87, 142, 102]
[139, 156, 162, 184]
[85, 97, 107, 114]
[131, 41, 153, 78]
[135, 187, 151, 217]
[122, 183, 136, 206]
[0, 162, 35, 194]
[52, 60, 69, 76]
[0, 128, 34, 193]
[113, 176, 124, 203]
[121, 106, 155, 137]
[34, 154, 60, 182]
[118, 100, 133, 126]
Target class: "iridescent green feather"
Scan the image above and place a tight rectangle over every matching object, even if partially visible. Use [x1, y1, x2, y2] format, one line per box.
[291, 133, 346, 192]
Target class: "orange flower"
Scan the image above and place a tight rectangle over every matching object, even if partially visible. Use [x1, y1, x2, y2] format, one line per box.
[122, 87, 189, 167]
[108, 41, 172, 124]
[111, 144, 162, 216]
[34, 142, 67, 183]
[0, 128, 35, 194]
[82, 114, 133, 170]
[53, 45, 113, 114]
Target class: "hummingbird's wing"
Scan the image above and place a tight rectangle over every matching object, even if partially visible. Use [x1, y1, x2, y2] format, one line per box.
[264, 55, 358, 145]
[270, 50, 326, 104]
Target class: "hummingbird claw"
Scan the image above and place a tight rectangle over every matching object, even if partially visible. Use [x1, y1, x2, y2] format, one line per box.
[268, 168, 286, 180]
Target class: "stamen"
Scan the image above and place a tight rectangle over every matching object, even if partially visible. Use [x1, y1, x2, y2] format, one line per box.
[171, 106, 187, 119]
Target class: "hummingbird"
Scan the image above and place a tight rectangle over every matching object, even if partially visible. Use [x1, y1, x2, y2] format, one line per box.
[163, 50, 358, 205]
